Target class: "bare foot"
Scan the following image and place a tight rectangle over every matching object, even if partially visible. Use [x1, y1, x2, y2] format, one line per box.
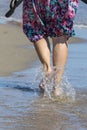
[53, 79, 63, 96]
[53, 87, 63, 96]
[39, 70, 52, 92]
[39, 79, 45, 92]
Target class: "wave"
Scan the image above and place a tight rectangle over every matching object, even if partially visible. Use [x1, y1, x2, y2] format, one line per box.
[0, 16, 22, 25]
[0, 16, 87, 29]
[74, 24, 87, 28]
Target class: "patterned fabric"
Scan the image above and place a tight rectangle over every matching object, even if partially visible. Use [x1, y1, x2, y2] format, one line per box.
[23, 0, 79, 42]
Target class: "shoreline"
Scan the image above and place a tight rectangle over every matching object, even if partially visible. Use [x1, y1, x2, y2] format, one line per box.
[0, 22, 87, 77]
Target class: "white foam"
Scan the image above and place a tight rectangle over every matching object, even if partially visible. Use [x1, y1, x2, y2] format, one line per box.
[0, 16, 22, 24]
[74, 24, 87, 28]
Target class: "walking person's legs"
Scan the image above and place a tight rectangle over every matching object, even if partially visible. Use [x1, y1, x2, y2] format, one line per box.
[34, 36, 68, 95]
[34, 38, 52, 91]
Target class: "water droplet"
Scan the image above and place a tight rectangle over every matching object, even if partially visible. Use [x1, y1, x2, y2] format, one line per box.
[36, 66, 76, 102]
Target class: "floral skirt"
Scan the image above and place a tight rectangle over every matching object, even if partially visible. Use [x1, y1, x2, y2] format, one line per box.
[23, 0, 79, 42]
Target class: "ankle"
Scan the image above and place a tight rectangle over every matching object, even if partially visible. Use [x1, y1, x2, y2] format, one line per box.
[43, 63, 52, 75]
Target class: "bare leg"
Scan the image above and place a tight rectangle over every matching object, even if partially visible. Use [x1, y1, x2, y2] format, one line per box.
[45, 37, 51, 52]
[34, 38, 51, 74]
[52, 36, 68, 95]
[34, 38, 52, 91]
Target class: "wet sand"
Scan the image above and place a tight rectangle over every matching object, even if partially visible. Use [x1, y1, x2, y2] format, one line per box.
[0, 24, 37, 76]
[0, 23, 87, 130]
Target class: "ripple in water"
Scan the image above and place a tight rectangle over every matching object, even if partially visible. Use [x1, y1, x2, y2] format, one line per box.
[36, 66, 76, 102]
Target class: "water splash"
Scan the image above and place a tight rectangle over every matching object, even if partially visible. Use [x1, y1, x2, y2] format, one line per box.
[36, 66, 76, 102]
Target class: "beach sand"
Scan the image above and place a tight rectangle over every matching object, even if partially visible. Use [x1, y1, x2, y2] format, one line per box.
[0, 24, 37, 76]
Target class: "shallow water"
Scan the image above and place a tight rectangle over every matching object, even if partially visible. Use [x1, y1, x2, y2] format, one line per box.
[0, 41, 87, 130]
